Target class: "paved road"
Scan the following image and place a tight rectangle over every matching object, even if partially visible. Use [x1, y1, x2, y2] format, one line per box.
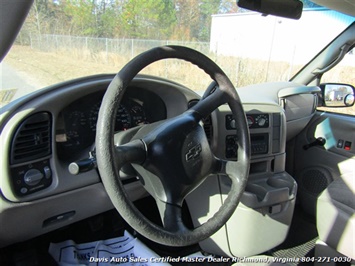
[0, 62, 37, 105]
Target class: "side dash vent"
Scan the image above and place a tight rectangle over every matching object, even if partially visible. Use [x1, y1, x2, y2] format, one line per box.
[11, 112, 52, 165]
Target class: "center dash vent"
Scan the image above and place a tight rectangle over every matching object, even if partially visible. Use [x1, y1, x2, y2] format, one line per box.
[11, 112, 52, 165]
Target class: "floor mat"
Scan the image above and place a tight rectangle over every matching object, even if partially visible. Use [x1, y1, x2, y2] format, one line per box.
[272, 237, 317, 266]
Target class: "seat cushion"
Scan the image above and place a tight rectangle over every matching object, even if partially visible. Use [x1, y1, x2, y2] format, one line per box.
[317, 174, 355, 259]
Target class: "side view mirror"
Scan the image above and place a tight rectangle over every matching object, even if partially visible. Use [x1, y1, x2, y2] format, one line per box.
[320, 83, 355, 108]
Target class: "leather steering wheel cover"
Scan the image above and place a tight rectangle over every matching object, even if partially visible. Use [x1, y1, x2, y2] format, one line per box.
[96, 46, 250, 246]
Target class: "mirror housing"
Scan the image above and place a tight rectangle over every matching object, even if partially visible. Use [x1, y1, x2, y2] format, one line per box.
[320, 83, 355, 108]
[237, 0, 303, 20]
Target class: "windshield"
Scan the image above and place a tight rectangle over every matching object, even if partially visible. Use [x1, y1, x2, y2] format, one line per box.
[1, 0, 354, 106]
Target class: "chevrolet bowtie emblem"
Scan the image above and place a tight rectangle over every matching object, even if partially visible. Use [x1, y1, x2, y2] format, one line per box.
[185, 144, 202, 162]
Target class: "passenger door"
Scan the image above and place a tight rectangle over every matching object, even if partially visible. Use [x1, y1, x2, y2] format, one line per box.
[288, 110, 355, 216]
[287, 48, 355, 216]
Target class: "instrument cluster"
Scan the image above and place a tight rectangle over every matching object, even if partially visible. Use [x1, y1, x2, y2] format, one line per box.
[56, 89, 165, 159]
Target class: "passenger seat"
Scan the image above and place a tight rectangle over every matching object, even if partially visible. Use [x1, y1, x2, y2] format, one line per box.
[315, 174, 355, 265]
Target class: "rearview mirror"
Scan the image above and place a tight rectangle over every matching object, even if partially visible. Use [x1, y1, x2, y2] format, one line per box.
[237, 0, 303, 20]
[320, 83, 355, 107]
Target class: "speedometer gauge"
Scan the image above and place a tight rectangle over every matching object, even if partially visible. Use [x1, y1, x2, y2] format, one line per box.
[115, 105, 132, 131]
[66, 111, 87, 141]
[131, 105, 147, 126]
[89, 102, 132, 131]
[89, 102, 101, 132]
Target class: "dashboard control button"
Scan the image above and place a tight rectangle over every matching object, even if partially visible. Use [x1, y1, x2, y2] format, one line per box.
[225, 115, 237, 130]
[257, 117, 266, 127]
[255, 114, 269, 128]
[24, 169, 43, 186]
[246, 116, 254, 127]
[44, 166, 52, 179]
[11, 159, 52, 196]
[226, 135, 238, 159]
[344, 141, 352, 151]
[230, 119, 236, 129]
[227, 114, 269, 130]
[337, 139, 344, 148]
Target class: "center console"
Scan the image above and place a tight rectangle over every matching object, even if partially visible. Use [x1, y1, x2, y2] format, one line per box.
[186, 104, 297, 257]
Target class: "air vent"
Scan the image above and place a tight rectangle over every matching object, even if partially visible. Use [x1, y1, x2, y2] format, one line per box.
[11, 112, 52, 165]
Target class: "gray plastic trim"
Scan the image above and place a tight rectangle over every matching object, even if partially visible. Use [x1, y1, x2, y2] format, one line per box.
[278, 86, 320, 98]
[187, 172, 297, 257]
[0, 182, 147, 248]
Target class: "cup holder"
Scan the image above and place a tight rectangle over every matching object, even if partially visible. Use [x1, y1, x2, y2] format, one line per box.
[267, 176, 295, 196]
[242, 173, 297, 208]
[245, 184, 267, 201]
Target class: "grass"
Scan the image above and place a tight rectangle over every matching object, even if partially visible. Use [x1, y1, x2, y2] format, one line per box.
[3, 44, 354, 116]
[4, 45, 298, 89]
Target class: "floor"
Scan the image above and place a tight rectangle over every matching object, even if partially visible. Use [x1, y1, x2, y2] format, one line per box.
[0, 198, 351, 266]
[269, 205, 318, 266]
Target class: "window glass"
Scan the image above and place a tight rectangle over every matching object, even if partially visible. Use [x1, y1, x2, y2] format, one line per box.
[1, 2, 354, 106]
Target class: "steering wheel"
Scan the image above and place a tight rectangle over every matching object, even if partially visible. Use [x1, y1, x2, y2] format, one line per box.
[96, 46, 250, 247]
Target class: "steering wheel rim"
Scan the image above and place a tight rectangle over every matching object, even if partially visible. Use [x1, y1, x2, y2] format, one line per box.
[96, 45, 250, 246]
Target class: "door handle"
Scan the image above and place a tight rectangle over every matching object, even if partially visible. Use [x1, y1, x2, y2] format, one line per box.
[303, 137, 326, 150]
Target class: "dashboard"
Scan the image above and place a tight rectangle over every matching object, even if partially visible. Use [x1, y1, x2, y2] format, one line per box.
[0, 73, 317, 249]
[0, 74, 203, 247]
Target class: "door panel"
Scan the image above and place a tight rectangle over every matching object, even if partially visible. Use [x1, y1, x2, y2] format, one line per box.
[289, 111, 355, 216]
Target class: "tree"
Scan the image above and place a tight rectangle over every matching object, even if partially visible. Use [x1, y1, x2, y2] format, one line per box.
[172, 0, 239, 41]
[121, 0, 176, 39]
[219, 0, 239, 14]
[172, 0, 200, 40]
[198, 0, 220, 41]
[25, 0, 59, 35]
[21, 0, 243, 42]
[64, 0, 97, 36]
